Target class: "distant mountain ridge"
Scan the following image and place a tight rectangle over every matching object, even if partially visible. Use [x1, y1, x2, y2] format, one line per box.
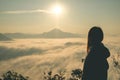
[41, 28, 81, 38]
[0, 33, 12, 41]
[4, 28, 83, 39]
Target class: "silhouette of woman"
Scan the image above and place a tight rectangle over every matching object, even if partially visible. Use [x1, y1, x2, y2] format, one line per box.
[82, 26, 110, 80]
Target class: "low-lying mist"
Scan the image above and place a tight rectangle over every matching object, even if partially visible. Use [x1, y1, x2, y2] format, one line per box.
[0, 37, 120, 80]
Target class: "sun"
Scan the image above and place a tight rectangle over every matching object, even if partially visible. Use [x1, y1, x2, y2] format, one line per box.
[52, 5, 62, 15]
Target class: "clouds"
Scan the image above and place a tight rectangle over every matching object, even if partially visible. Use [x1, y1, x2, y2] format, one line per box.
[0, 38, 86, 79]
[65, 42, 85, 46]
[0, 38, 120, 80]
[0, 9, 51, 14]
[0, 46, 44, 61]
[0, 39, 86, 62]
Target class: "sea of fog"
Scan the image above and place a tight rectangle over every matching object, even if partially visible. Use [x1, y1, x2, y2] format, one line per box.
[0, 37, 120, 80]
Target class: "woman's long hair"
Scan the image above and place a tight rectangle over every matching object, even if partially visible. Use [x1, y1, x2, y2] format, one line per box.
[87, 26, 104, 53]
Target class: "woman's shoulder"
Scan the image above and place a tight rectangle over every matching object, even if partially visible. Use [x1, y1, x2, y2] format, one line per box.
[89, 43, 110, 58]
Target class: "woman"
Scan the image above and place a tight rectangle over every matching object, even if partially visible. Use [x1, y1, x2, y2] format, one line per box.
[82, 26, 110, 80]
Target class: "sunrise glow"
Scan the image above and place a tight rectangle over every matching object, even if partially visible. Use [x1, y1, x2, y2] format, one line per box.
[52, 5, 62, 15]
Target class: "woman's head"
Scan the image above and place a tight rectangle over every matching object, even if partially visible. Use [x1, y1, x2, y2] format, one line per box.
[87, 26, 104, 53]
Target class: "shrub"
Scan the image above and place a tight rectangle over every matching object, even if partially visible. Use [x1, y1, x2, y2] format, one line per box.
[44, 69, 82, 80]
[0, 70, 29, 80]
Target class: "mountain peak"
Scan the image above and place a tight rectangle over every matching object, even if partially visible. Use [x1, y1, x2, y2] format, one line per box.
[49, 28, 63, 33]
[41, 28, 81, 38]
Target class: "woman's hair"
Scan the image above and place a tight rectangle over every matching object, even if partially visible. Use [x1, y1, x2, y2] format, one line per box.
[87, 26, 104, 53]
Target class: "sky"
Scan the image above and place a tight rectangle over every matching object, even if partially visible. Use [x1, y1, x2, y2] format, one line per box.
[0, 0, 120, 34]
